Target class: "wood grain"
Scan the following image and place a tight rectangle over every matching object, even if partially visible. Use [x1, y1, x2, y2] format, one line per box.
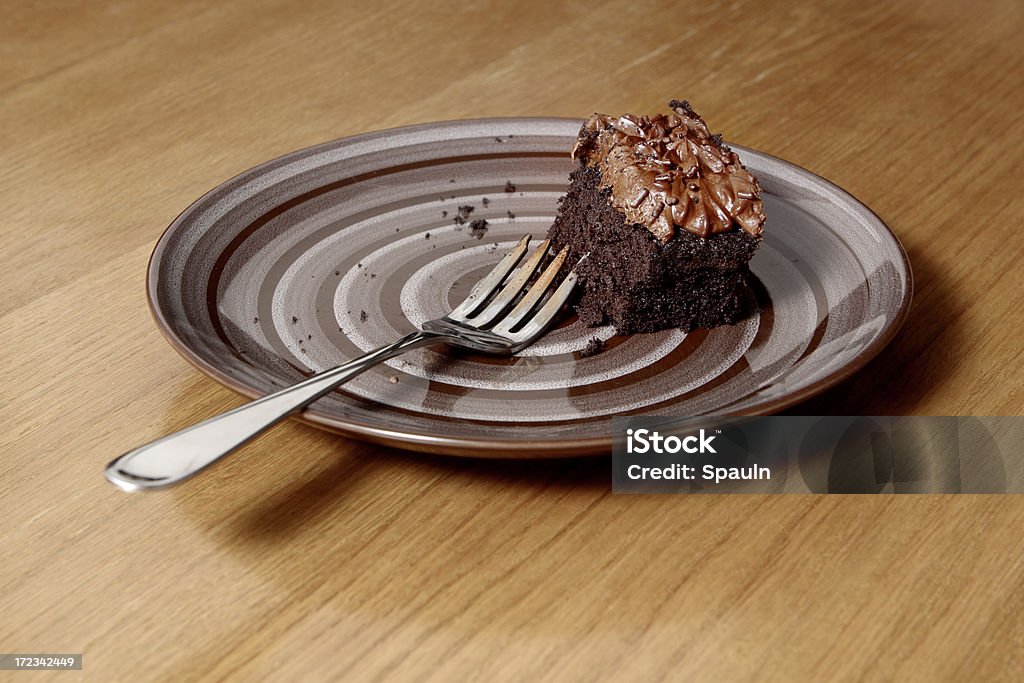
[2, 0, 1023, 680]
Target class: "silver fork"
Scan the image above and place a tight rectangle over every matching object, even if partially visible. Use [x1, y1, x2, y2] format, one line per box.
[105, 235, 583, 491]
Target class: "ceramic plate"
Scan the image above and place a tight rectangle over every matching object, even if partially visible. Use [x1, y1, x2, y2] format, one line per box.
[149, 118, 912, 457]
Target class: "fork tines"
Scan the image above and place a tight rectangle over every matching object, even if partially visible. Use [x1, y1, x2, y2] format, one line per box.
[448, 234, 585, 342]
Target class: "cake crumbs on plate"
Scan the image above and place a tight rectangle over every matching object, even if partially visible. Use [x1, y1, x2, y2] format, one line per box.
[453, 204, 475, 225]
[580, 337, 605, 357]
[470, 219, 489, 239]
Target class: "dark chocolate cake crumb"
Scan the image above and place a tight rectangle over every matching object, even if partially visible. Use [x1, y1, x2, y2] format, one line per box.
[470, 219, 489, 239]
[482, 197, 490, 207]
[454, 204, 475, 225]
[425, 232, 431, 239]
[291, 316, 298, 324]
[580, 337, 605, 357]
[441, 210, 448, 218]
[504, 181, 516, 193]
[253, 316, 259, 323]
[708, 132, 731, 153]
[307, 334, 312, 340]
[668, 98, 694, 114]
[449, 178, 455, 183]
[334, 270, 340, 276]
[507, 210, 516, 220]
[359, 310, 368, 322]
[357, 262, 362, 268]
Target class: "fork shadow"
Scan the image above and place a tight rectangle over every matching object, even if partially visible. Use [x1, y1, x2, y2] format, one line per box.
[233, 443, 608, 542]
[159, 373, 608, 545]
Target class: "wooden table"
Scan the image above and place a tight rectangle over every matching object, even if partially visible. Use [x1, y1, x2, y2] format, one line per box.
[3, 0, 1023, 679]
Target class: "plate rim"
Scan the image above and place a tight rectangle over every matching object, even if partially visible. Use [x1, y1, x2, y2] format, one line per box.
[146, 116, 914, 457]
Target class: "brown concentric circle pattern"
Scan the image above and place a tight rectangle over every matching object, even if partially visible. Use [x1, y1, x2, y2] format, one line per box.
[149, 118, 912, 457]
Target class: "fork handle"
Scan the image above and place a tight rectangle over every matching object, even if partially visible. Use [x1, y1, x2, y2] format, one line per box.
[105, 330, 444, 491]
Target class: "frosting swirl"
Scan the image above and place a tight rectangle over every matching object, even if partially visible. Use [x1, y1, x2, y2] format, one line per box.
[571, 100, 766, 241]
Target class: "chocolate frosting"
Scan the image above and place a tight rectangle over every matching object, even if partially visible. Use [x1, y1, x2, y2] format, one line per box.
[571, 100, 766, 241]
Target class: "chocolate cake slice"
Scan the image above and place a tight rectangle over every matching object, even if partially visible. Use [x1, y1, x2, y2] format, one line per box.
[547, 100, 766, 334]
